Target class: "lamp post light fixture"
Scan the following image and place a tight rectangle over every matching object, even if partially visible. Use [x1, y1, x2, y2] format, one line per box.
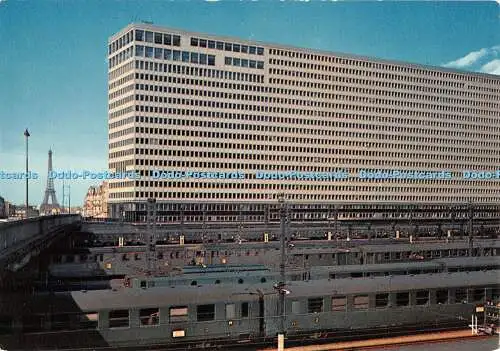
[24, 129, 30, 219]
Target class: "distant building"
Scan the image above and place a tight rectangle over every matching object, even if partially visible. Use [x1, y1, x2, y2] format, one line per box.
[0, 196, 5, 219]
[83, 182, 109, 218]
[12, 205, 39, 219]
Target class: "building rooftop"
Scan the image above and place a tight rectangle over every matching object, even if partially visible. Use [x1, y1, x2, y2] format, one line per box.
[109, 22, 500, 82]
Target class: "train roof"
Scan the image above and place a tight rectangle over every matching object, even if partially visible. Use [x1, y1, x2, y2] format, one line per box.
[69, 270, 499, 311]
[284, 270, 500, 298]
[70, 283, 262, 311]
[310, 256, 500, 273]
[358, 240, 500, 252]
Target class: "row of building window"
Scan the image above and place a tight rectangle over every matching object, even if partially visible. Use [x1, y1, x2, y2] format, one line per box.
[126, 113, 498, 143]
[105, 71, 498, 127]
[110, 177, 500, 194]
[135, 29, 181, 47]
[109, 202, 498, 211]
[109, 30, 133, 55]
[109, 138, 498, 171]
[111, 56, 498, 111]
[106, 177, 500, 196]
[107, 64, 498, 124]
[110, 27, 498, 90]
[190, 36, 264, 56]
[108, 62, 134, 82]
[269, 67, 499, 109]
[127, 149, 498, 168]
[110, 77, 498, 128]
[135, 46, 216, 66]
[109, 192, 500, 203]
[124, 113, 498, 151]
[110, 114, 492, 141]
[124, 97, 498, 141]
[109, 46, 133, 69]
[124, 99, 499, 134]
[224, 56, 264, 69]
[271, 58, 499, 101]
[268, 48, 500, 89]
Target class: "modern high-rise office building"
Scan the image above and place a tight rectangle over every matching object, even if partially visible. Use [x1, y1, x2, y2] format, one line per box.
[107, 23, 500, 221]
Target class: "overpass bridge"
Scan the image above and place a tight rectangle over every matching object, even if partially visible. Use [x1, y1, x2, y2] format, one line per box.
[0, 215, 81, 289]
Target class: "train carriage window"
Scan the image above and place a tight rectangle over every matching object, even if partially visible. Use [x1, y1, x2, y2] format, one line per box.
[109, 310, 129, 328]
[140, 308, 159, 326]
[0, 316, 12, 335]
[353, 295, 369, 309]
[241, 302, 249, 318]
[169, 306, 188, 323]
[396, 292, 409, 306]
[470, 288, 484, 302]
[79, 312, 98, 329]
[455, 288, 467, 303]
[416, 291, 429, 305]
[436, 289, 448, 304]
[331, 296, 346, 311]
[308, 297, 323, 313]
[51, 314, 71, 331]
[291, 301, 300, 314]
[197, 304, 215, 321]
[492, 288, 500, 300]
[225, 304, 235, 319]
[22, 315, 44, 333]
[375, 293, 389, 308]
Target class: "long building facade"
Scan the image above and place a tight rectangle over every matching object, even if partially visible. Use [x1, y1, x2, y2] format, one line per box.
[107, 23, 500, 222]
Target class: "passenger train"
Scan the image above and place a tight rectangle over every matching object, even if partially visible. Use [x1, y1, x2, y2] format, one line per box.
[47, 238, 500, 279]
[0, 270, 498, 350]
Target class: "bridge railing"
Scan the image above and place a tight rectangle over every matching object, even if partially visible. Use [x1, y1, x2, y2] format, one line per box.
[0, 214, 81, 265]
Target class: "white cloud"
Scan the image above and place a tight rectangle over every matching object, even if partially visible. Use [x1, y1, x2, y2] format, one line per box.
[442, 45, 500, 74]
[481, 59, 500, 75]
[443, 48, 489, 69]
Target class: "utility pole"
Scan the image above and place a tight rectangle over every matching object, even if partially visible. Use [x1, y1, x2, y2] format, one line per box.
[278, 194, 287, 338]
[146, 198, 157, 277]
[62, 181, 70, 214]
[24, 129, 30, 219]
[468, 202, 474, 256]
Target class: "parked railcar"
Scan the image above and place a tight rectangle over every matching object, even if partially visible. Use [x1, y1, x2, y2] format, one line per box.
[47, 238, 500, 278]
[0, 270, 498, 350]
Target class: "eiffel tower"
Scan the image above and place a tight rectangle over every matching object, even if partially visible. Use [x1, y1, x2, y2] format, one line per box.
[40, 149, 61, 215]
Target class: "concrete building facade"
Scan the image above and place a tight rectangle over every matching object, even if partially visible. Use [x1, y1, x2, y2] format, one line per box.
[107, 23, 500, 221]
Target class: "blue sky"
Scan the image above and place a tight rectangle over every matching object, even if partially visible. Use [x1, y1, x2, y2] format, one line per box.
[0, 1, 499, 206]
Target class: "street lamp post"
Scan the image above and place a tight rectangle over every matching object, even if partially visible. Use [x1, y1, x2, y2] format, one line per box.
[68, 184, 71, 214]
[24, 129, 30, 219]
